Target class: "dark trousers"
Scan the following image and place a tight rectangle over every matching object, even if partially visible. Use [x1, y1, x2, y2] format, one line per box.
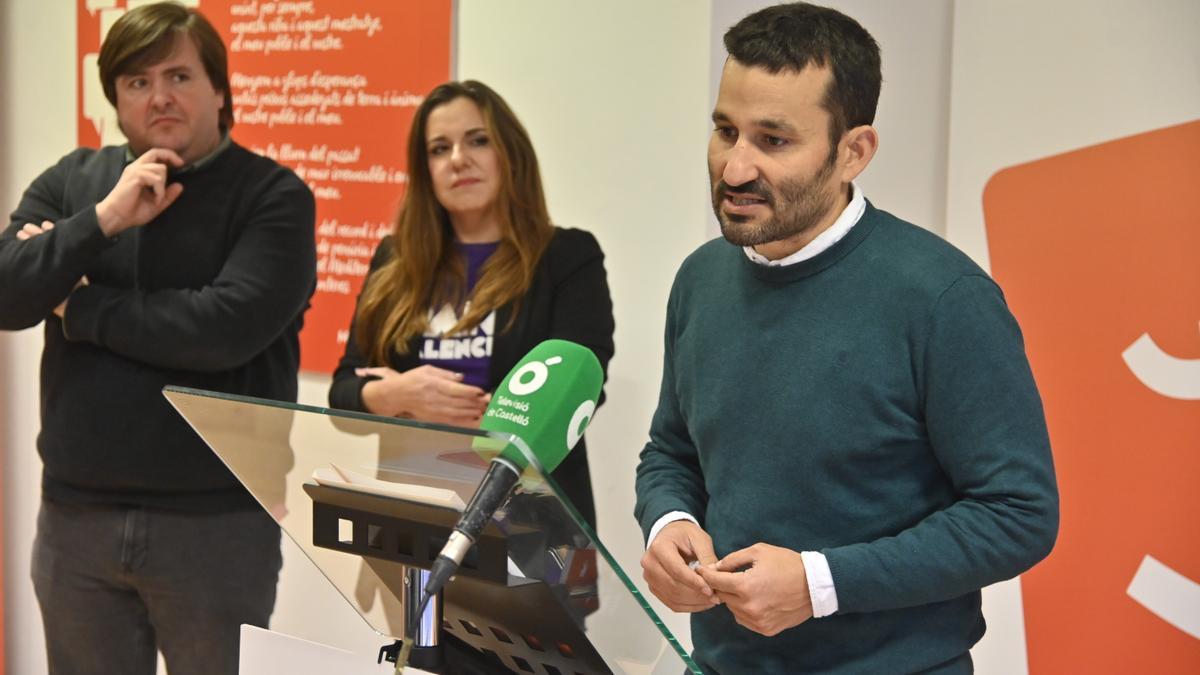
[32, 497, 282, 675]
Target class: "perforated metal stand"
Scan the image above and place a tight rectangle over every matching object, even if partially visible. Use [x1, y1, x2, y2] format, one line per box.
[307, 483, 610, 674]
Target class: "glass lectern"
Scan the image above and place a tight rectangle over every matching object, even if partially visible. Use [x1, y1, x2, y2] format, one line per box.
[164, 386, 698, 675]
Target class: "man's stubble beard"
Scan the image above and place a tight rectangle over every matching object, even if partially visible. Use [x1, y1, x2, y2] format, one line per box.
[712, 156, 838, 248]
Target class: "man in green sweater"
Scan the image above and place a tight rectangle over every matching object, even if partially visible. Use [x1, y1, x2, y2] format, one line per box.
[634, 3, 1059, 673]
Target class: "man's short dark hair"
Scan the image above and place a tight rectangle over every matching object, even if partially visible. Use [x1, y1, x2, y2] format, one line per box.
[724, 2, 881, 149]
[98, 2, 233, 131]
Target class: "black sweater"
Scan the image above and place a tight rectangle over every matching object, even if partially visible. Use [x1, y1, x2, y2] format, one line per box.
[0, 143, 316, 512]
[329, 228, 615, 526]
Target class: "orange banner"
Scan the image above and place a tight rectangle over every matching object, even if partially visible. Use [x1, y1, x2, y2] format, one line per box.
[985, 120, 1200, 672]
[77, 0, 453, 372]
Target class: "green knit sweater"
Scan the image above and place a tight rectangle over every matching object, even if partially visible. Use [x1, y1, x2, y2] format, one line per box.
[634, 202, 1058, 674]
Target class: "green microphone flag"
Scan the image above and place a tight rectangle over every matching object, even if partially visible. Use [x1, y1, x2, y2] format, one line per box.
[477, 339, 603, 474]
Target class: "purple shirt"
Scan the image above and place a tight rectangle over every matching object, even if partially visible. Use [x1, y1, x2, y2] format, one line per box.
[416, 242, 499, 389]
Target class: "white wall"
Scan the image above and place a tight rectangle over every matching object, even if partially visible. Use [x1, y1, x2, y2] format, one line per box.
[1, 3, 77, 674]
[946, 0, 1200, 265]
[0, 0, 10, 657]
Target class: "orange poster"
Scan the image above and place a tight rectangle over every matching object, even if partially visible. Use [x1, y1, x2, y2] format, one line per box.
[77, 0, 453, 372]
[984, 121, 1200, 672]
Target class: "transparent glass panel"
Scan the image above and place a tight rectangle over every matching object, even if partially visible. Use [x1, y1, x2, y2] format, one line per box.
[164, 386, 698, 675]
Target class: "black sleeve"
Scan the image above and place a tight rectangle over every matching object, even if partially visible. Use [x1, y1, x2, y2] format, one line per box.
[60, 173, 317, 372]
[0, 151, 113, 330]
[328, 237, 394, 411]
[546, 229, 616, 404]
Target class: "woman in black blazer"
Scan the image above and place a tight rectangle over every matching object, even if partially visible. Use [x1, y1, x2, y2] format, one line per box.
[328, 80, 614, 528]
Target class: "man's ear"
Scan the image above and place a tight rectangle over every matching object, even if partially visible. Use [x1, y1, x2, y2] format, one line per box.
[839, 125, 879, 183]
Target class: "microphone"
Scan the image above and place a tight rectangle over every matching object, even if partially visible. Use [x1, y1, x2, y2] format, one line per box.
[403, 339, 602, 655]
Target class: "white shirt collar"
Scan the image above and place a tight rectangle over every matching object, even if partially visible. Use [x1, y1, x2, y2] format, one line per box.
[743, 182, 866, 267]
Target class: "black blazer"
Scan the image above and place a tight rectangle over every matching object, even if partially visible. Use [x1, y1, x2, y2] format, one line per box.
[329, 227, 616, 527]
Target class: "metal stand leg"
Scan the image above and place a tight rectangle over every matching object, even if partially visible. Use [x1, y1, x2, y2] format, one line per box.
[377, 566, 445, 671]
[404, 566, 442, 648]
[378, 567, 509, 673]
[402, 566, 445, 671]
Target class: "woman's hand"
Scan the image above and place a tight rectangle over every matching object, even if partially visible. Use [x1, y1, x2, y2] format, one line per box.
[358, 365, 490, 427]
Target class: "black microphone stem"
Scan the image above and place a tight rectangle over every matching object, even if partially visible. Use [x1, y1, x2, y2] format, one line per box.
[397, 457, 522, 671]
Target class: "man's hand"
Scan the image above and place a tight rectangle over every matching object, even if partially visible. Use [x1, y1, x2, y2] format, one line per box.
[14, 220, 88, 318]
[697, 542, 814, 636]
[15, 219, 56, 241]
[95, 148, 185, 237]
[641, 520, 721, 613]
[358, 364, 490, 427]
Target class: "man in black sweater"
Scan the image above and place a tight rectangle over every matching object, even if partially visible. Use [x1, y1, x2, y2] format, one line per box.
[0, 5, 315, 675]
